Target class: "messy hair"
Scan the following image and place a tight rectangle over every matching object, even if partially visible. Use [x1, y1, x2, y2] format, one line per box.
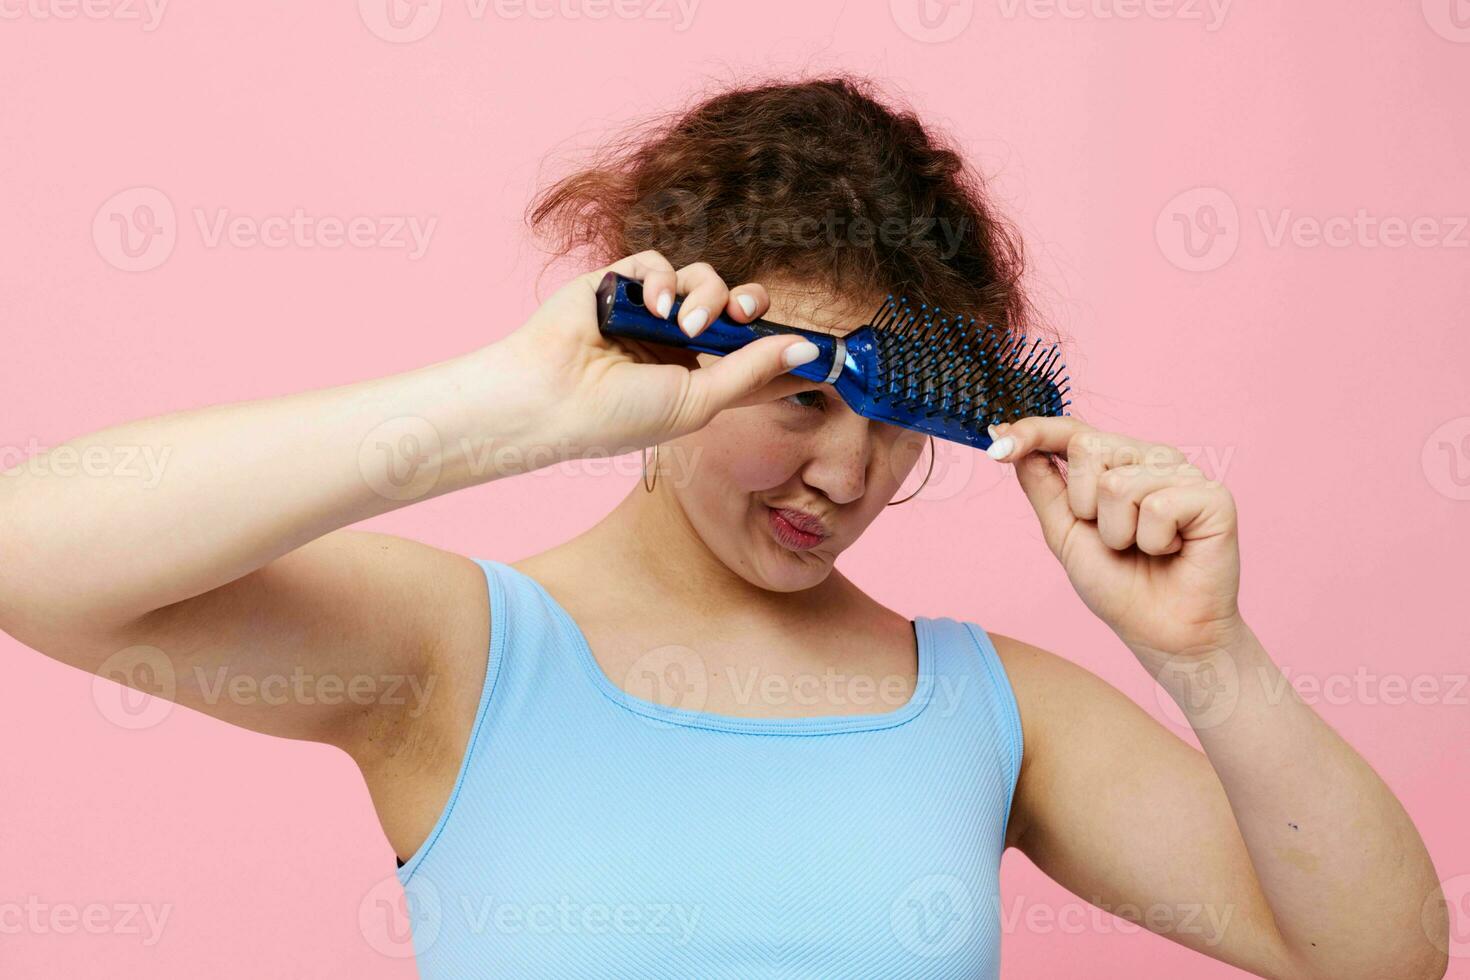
[529, 73, 1035, 334]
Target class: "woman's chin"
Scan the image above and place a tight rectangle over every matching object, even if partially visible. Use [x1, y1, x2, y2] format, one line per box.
[747, 531, 834, 590]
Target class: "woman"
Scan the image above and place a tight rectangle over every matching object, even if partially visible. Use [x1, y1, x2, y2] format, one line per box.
[0, 76, 1447, 979]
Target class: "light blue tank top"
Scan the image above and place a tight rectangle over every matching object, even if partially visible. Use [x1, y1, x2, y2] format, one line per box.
[396, 558, 1023, 978]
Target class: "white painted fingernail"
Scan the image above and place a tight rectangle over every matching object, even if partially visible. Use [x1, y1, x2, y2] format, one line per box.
[656, 291, 672, 319]
[986, 436, 1015, 461]
[682, 307, 708, 335]
[736, 294, 756, 317]
[783, 341, 820, 368]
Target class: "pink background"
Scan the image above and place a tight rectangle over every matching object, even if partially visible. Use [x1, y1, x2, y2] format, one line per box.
[3, 1, 1469, 977]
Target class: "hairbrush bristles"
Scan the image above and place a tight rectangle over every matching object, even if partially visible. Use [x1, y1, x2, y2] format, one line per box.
[842, 294, 1070, 447]
[595, 272, 1072, 451]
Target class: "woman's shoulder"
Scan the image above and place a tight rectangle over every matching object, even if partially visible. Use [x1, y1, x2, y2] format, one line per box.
[981, 630, 1124, 717]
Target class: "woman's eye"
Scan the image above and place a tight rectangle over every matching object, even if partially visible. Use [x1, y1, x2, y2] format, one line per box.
[783, 390, 826, 411]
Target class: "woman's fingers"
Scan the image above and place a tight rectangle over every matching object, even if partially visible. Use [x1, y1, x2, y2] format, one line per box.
[724, 282, 770, 323]
[680, 335, 820, 430]
[567, 252, 800, 432]
[1095, 463, 1205, 552]
[582, 250, 678, 315]
[1065, 432, 1186, 521]
[576, 250, 680, 320]
[673, 262, 730, 337]
[725, 373, 820, 410]
[990, 416, 1219, 556]
[1134, 484, 1232, 555]
[583, 253, 770, 339]
[985, 416, 1091, 556]
[986, 415, 1094, 460]
[639, 261, 679, 321]
[990, 417, 1188, 521]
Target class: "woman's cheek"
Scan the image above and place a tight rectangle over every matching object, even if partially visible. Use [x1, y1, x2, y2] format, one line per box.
[697, 410, 807, 491]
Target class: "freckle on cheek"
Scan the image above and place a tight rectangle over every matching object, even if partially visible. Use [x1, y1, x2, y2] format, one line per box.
[703, 418, 803, 490]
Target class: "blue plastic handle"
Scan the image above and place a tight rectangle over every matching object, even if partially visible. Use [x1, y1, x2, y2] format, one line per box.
[594, 272, 842, 385]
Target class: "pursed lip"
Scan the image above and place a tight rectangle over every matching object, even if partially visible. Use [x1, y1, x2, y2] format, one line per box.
[768, 506, 831, 539]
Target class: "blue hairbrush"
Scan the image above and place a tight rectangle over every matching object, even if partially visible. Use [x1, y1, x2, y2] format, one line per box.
[595, 271, 1071, 451]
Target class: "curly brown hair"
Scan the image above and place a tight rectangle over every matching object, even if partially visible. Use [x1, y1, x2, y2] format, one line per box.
[528, 74, 1035, 336]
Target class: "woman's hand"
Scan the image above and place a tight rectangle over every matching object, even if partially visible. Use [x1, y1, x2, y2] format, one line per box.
[987, 417, 1244, 664]
[496, 250, 820, 459]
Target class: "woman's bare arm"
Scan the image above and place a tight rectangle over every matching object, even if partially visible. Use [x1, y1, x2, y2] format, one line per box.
[0, 343, 536, 739]
[981, 415, 1446, 980]
[0, 252, 816, 857]
[0, 342, 544, 856]
[998, 629, 1447, 980]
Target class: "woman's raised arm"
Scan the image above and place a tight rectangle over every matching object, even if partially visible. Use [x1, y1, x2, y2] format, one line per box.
[0, 251, 815, 754]
[0, 340, 536, 739]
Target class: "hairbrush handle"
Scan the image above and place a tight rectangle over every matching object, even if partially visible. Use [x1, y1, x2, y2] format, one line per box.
[594, 272, 846, 386]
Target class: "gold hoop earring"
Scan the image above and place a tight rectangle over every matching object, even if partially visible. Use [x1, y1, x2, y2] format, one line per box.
[641, 443, 660, 493]
[887, 435, 936, 507]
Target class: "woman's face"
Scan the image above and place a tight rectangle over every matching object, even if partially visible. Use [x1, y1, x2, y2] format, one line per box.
[665, 280, 929, 592]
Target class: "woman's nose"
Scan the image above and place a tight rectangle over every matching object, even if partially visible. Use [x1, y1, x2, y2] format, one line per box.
[798, 415, 876, 505]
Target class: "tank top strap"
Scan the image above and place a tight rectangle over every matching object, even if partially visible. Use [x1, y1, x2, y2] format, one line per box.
[397, 557, 591, 882]
[468, 556, 601, 712]
[913, 615, 1025, 838]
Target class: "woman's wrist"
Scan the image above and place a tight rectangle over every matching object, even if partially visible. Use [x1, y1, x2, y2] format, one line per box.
[1139, 618, 1272, 730]
[429, 339, 573, 489]
[1121, 614, 1253, 676]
